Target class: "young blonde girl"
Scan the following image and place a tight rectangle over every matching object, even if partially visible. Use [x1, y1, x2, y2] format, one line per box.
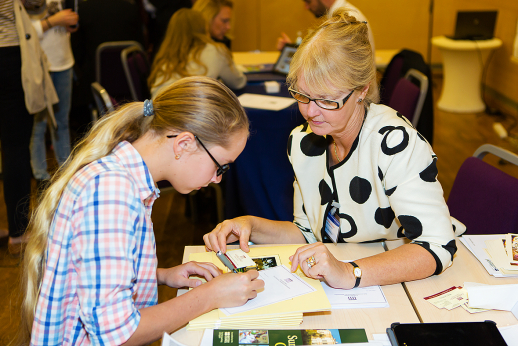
[148, 8, 245, 98]
[20, 76, 263, 346]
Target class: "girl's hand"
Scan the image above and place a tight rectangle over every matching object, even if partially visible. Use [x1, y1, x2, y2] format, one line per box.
[206, 270, 264, 308]
[158, 261, 222, 288]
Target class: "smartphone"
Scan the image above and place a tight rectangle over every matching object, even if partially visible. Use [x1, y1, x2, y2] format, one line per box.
[386, 321, 507, 346]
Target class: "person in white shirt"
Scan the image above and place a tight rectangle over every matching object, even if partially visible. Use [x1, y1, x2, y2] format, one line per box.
[30, 0, 78, 184]
[204, 9, 462, 291]
[148, 8, 245, 99]
[277, 0, 375, 53]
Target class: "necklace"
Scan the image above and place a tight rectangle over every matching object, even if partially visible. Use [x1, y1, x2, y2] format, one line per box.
[334, 141, 341, 163]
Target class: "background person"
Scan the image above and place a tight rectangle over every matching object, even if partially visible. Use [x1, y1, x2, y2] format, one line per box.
[148, 8, 245, 99]
[30, 0, 78, 187]
[0, 0, 58, 256]
[20, 77, 263, 345]
[277, 0, 375, 53]
[204, 10, 461, 291]
[192, 0, 234, 49]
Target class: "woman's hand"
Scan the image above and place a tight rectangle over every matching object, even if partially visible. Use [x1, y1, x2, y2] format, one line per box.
[205, 270, 264, 308]
[203, 216, 253, 253]
[157, 261, 222, 288]
[290, 242, 354, 289]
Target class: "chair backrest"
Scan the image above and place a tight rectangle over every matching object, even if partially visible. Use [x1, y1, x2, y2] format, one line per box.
[379, 49, 434, 145]
[388, 69, 428, 127]
[447, 144, 518, 235]
[379, 55, 404, 104]
[95, 41, 144, 103]
[90, 82, 115, 121]
[121, 45, 151, 101]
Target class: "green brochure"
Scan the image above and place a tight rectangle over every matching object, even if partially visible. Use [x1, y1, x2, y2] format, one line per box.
[213, 329, 368, 346]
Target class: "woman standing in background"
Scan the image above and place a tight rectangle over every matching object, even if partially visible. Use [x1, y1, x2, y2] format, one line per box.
[0, 0, 57, 256]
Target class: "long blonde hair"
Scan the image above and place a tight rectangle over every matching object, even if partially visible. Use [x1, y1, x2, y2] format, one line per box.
[19, 76, 248, 345]
[148, 8, 231, 90]
[287, 8, 379, 105]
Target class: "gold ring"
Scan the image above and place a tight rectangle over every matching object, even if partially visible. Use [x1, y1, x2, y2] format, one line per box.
[306, 255, 316, 268]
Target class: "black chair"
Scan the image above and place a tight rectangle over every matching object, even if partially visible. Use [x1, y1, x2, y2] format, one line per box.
[121, 45, 151, 101]
[380, 49, 434, 145]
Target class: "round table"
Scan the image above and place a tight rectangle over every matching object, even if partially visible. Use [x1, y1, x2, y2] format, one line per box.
[432, 36, 502, 113]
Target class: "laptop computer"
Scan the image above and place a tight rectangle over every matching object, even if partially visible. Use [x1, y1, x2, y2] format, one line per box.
[244, 44, 298, 82]
[449, 11, 498, 40]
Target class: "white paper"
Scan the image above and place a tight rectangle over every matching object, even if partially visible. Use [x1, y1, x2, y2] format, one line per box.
[220, 265, 316, 315]
[321, 282, 389, 309]
[199, 329, 214, 346]
[459, 235, 504, 277]
[465, 281, 518, 312]
[161, 332, 188, 346]
[499, 324, 518, 346]
[238, 93, 296, 111]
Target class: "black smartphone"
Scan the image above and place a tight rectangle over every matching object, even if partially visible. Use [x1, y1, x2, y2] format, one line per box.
[386, 321, 507, 346]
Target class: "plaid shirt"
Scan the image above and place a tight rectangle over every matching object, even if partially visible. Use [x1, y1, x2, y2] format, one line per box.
[31, 141, 160, 345]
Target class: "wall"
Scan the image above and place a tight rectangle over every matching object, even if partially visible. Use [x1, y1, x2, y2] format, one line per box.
[230, 0, 518, 112]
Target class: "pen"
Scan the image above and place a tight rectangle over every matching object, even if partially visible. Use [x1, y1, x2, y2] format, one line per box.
[216, 251, 238, 273]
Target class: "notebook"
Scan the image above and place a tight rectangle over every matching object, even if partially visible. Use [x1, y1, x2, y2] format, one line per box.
[449, 11, 498, 40]
[244, 44, 298, 82]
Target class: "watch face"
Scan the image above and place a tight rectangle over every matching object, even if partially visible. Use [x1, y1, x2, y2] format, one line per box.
[353, 267, 362, 277]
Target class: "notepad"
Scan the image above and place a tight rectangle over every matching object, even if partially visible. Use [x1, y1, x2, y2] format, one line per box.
[238, 93, 296, 111]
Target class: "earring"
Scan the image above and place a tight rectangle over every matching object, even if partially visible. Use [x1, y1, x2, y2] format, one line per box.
[175, 154, 180, 160]
[357, 98, 363, 103]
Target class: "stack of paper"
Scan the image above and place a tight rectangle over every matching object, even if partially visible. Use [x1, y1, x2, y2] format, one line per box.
[459, 234, 518, 277]
[187, 245, 331, 330]
[321, 282, 389, 309]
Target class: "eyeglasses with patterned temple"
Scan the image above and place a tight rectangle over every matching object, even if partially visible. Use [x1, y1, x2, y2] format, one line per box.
[288, 88, 355, 110]
[167, 135, 230, 176]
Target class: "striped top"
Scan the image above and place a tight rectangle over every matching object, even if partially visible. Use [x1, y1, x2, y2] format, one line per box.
[31, 141, 161, 345]
[0, 0, 44, 47]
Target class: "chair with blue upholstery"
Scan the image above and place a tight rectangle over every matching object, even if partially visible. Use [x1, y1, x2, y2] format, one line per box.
[447, 144, 518, 235]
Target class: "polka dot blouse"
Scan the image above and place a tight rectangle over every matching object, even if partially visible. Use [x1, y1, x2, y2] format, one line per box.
[288, 104, 460, 274]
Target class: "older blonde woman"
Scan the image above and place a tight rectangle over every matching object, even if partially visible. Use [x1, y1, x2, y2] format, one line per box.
[148, 8, 245, 98]
[204, 9, 463, 290]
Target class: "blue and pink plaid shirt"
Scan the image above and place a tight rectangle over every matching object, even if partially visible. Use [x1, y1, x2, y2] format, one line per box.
[31, 141, 160, 345]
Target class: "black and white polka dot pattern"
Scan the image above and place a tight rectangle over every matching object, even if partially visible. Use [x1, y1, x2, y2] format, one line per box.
[289, 104, 458, 274]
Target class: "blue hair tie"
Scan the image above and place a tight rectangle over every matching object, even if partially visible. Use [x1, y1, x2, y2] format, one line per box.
[143, 99, 154, 117]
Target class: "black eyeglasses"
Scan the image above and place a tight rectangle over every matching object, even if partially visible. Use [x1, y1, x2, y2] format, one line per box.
[288, 88, 355, 110]
[167, 135, 230, 176]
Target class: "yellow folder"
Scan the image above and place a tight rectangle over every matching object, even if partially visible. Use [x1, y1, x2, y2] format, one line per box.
[187, 245, 331, 330]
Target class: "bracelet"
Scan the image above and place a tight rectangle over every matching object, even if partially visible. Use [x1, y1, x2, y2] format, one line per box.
[45, 17, 52, 29]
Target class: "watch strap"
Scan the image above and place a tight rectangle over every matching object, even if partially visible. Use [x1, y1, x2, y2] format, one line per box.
[350, 261, 361, 288]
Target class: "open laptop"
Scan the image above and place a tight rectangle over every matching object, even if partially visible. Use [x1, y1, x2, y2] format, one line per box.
[243, 44, 298, 82]
[449, 11, 498, 40]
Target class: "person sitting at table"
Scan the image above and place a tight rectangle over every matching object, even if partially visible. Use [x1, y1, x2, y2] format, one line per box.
[204, 9, 463, 290]
[19, 77, 263, 346]
[148, 8, 245, 99]
[192, 0, 234, 49]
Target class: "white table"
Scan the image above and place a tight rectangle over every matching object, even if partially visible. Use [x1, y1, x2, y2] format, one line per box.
[170, 243, 419, 345]
[432, 36, 502, 113]
[385, 239, 518, 327]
